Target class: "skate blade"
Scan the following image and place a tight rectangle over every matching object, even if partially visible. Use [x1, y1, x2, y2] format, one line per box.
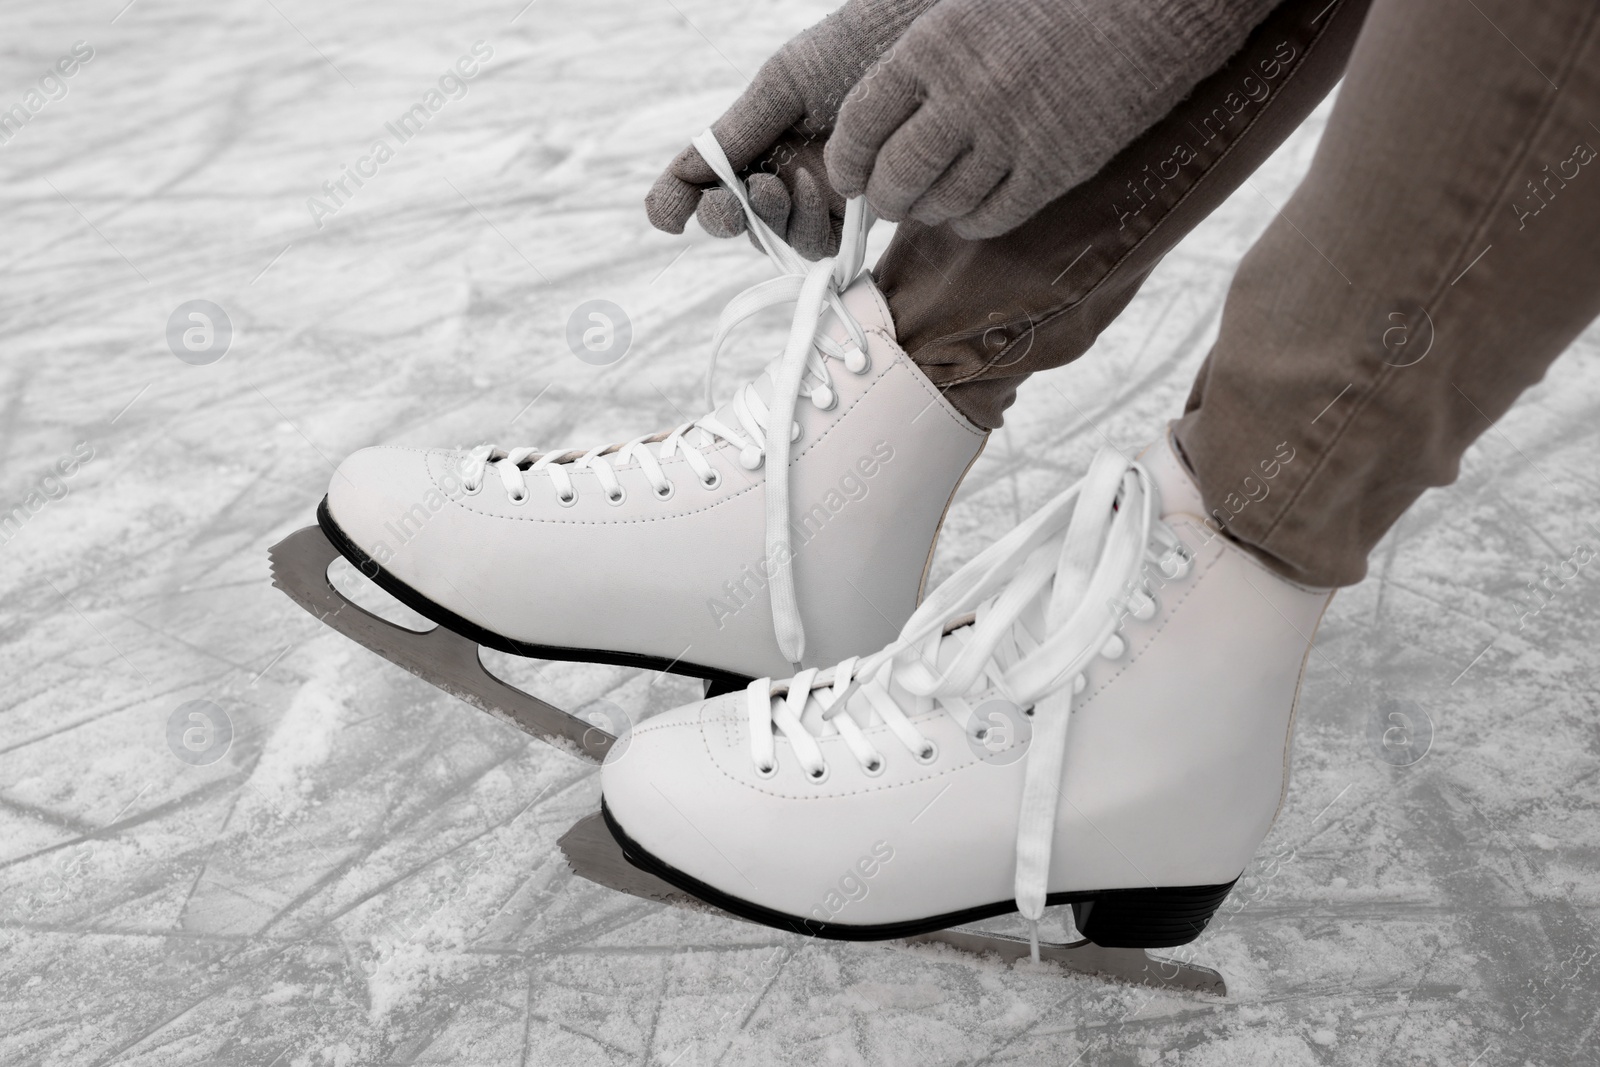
[268, 525, 613, 763]
[904, 928, 1226, 996]
[558, 810, 721, 910]
[557, 812, 1225, 995]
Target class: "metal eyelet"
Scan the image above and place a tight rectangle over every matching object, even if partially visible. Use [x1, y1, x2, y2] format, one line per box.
[914, 740, 938, 765]
[806, 762, 831, 785]
[860, 754, 886, 778]
[700, 469, 722, 491]
[605, 486, 626, 507]
[653, 481, 675, 501]
[754, 759, 777, 780]
[1161, 545, 1194, 580]
[556, 488, 578, 508]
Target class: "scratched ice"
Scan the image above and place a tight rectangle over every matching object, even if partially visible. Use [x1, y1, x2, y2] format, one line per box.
[1, 2, 1597, 1065]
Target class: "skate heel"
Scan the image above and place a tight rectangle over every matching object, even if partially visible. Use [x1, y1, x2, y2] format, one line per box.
[1070, 880, 1236, 949]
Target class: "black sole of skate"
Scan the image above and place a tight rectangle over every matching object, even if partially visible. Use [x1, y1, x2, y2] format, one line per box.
[600, 799, 1236, 952]
[265, 501, 753, 762]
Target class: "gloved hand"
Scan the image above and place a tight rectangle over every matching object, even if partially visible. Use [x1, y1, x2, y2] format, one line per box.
[645, 0, 936, 260]
[826, 0, 1276, 239]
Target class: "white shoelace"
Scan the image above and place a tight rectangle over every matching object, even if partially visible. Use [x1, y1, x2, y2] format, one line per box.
[743, 447, 1194, 958]
[461, 130, 876, 668]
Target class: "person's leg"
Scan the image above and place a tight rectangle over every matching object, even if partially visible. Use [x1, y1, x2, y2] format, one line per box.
[1176, 0, 1600, 587]
[875, 0, 1373, 431]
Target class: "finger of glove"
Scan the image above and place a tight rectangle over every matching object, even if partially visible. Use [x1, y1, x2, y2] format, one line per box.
[862, 108, 967, 223]
[787, 167, 841, 260]
[775, 135, 840, 204]
[672, 66, 807, 183]
[693, 162, 791, 242]
[947, 172, 1040, 240]
[906, 148, 1010, 228]
[696, 188, 749, 238]
[747, 171, 793, 237]
[826, 61, 921, 198]
[645, 169, 703, 234]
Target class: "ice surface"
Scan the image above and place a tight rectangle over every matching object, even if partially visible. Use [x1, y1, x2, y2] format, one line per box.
[1, 1, 1597, 1065]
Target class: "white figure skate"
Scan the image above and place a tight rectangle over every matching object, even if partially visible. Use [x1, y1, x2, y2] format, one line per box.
[596, 431, 1331, 988]
[269, 132, 984, 760]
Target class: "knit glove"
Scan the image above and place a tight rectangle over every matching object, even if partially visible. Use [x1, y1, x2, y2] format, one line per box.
[827, 0, 1277, 238]
[646, 0, 937, 259]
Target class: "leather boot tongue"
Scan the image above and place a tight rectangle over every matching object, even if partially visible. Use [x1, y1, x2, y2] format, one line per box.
[822, 270, 896, 344]
[704, 271, 894, 432]
[1139, 428, 1207, 521]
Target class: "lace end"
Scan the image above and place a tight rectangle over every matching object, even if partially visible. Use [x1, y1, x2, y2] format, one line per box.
[1028, 920, 1041, 965]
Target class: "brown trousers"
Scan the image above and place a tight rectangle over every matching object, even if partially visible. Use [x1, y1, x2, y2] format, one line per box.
[880, 0, 1600, 587]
